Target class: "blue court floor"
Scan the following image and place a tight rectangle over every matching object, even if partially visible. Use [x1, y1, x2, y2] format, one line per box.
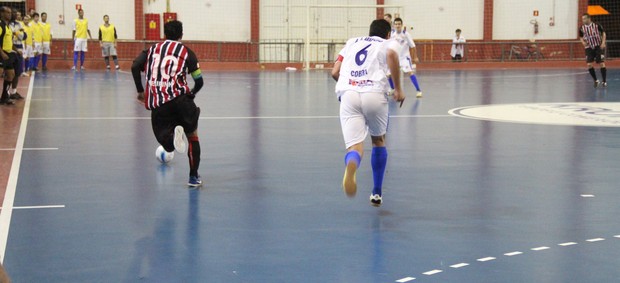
[3, 68, 620, 282]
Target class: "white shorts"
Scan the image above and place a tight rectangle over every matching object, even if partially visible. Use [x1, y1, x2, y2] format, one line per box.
[24, 45, 33, 58]
[74, 38, 88, 52]
[386, 57, 416, 76]
[42, 42, 51, 55]
[339, 90, 389, 149]
[101, 42, 117, 57]
[33, 42, 42, 55]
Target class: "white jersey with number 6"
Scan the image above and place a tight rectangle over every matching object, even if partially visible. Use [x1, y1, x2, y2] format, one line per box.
[335, 36, 399, 97]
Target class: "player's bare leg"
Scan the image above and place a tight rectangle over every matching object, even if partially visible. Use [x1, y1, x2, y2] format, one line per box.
[343, 143, 363, 197]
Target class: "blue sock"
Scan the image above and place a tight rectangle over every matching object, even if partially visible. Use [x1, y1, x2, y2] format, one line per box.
[33, 56, 40, 69]
[344, 150, 361, 168]
[410, 74, 421, 92]
[371, 147, 388, 196]
[80, 52, 85, 66]
[42, 54, 48, 67]
[73, 51, 78, 67]
[24, 58, 29, 71]
[388, 77, 394, 89]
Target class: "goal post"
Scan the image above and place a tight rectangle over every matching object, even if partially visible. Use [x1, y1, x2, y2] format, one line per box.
[303, 4, 403, 70]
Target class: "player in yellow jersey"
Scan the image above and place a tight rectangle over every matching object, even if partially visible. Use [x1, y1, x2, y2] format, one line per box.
[40, 12, 52, 70]
[0, 7, 17, 105]
[22, 15, 33, 75]
[30, 12, 43, 71]
[99, 15, 118, 70]
[72, 8, 91, 70]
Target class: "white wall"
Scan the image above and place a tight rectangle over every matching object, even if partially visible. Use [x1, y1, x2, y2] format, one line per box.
[493, 0, 578, 40]
[386, 0, 485, 40]
[144, 0, 251, 41]
[36, 0, 135, 40]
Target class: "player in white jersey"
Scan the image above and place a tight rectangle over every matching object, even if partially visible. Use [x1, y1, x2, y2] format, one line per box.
[387, 17, 422, 98]
[331, 19, 405, 207]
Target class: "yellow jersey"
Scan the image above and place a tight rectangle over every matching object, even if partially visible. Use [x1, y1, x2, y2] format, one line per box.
[73, 18, 89, 39]
[99, 24, 116, 43]
[22, 23, 32, 46]
[31, 21, 43, 43]
[40, 22, 52, 42]
[1, 22, 13, 53]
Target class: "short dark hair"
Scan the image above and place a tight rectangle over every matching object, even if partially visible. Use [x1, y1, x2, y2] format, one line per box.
[33, 12, 39, 17]
[582, 13, 590, 18]
[456, 29, 461, 33]
[164, 20, 183, 40]
[394, 17, 403, 24]
[369, 19, 391, 39]
[41, 12, 47, 16]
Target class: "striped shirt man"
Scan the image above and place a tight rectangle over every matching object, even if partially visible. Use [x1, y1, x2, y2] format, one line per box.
[579, 22, 604, 49]
[579, 13, 607, 88]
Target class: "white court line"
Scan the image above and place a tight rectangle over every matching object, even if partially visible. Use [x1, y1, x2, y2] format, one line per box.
[504, 251, 523, 256]
[586, 238, 605, 242]
[3, 205, 65, 210]
[450, 263, 469, 268]
[531, 247, 550, 251]
[581, 194, 595, 198]
[0, 72, 35, 263]
[0, 148, 58, 151]
[558, 242, 578, 246]
[29, 114, 453, 121]
[395, 277, 415, 282]
[477, 257, 496, 262]
[423, 269, 442, 275]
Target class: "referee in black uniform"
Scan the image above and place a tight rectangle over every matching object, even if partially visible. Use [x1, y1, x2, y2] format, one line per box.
[579, 13, 607, 88]
[0, 6, 17, 105]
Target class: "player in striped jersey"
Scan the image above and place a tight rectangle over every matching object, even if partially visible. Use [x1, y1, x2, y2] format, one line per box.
[579, 13, 607, 88]
[331, 19, 405, 206]
[131, 20, 205, 187]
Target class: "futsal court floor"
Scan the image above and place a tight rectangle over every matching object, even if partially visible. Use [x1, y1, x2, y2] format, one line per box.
[1, 67, 620, 282]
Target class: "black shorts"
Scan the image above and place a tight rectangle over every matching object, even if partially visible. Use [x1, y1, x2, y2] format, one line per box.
[2, 52, 17, 70]
[151, 95, 200, 152]
[585, 46, 605, 64]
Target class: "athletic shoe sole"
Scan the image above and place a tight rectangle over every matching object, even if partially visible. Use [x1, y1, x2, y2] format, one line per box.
[370, 194, 382, 207]
[173, 126, 187, 153]
[342, 161, 357, 197]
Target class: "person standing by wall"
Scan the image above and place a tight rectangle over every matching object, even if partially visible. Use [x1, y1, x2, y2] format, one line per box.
[40, 12, 52, 71]
[99, 15, 119, 70]
[451, 28, 466, 62]
[72, 8, 92, 70]
[579, 13, 607, 88]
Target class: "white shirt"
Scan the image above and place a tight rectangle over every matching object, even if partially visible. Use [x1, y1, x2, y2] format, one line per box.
[335, 36, 399, 96]
[451, 35, 466, 57]
[390, 29, 415, 60]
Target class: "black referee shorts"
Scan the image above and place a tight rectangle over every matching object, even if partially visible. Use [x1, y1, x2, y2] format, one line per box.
[2, 52, 17, 70]
[151, 94, 200, 152]
[585, 46, 605, 64]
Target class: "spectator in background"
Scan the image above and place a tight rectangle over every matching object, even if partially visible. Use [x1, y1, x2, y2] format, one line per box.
[72, 8, 92, 71]
[9, 8, 25, 100]
[451, 28, 466, 62]
[99, 15, 119, 70]
[22, 15, 33, 76]
[40, 12, 52, 71]
[30, 12, 42, 71]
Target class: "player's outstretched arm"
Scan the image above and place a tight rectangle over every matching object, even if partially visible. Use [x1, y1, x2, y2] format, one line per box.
[331, 59, 342, 81]
[131, 50, 147, 101]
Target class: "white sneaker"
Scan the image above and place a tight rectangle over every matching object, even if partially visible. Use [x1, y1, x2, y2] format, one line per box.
[416, 91, 423, 98]
[115, 65, 120, 70]
[370, 194, 382, 207]
[71, 66, 76, 71]
[106, 65, 111, 70]
[173, 126, 187, 153]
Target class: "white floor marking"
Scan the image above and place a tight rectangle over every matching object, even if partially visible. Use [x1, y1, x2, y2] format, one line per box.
[581, 194, 595, 198]
[395, 277, 415, 282]
[504, 251, 523, 256]
[423, 270, 442, 275]
[450, 263, 469, 268]
[0, 148, 58, 151]
[531, 247, 550, 251]
[586, 238, 605, 242]
[477, 257, 496, 262]
[4, 205, 65, 210]
[558, 242, 578, 246]
[0, 72, 35, 263]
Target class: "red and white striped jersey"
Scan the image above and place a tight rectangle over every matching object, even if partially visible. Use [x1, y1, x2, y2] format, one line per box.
[143, 40, 199, 110]
[579, 23, 605, 49]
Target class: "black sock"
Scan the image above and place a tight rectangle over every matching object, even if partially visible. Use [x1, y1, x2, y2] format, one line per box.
[188, 136, 201, 177]
[588, 68, 598, 81]
[601, 67, 607, 82]
[1, 80, 10, 101]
